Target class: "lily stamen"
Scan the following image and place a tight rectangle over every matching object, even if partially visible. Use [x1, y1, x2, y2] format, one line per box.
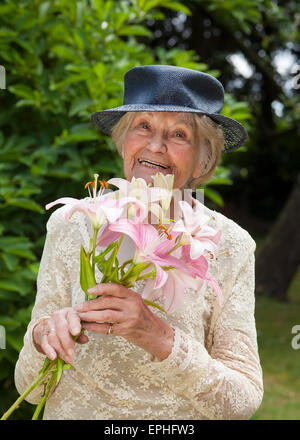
[85, 181, 93, 198]
[93, 174, 99, 199]
[85, 176, 108, 199]
[97, 179, 109, 197]
[157, 224, 172, 240]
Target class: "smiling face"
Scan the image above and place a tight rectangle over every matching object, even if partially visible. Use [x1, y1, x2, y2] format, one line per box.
[121, 112, 202, 190]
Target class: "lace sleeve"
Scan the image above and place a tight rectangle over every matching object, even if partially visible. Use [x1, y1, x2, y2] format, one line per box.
[14, 208, 73, 404]
[150, 243, 264, 420]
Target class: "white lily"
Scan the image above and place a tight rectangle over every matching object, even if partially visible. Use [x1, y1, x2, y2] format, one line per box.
[151, 173, 174, 223]
[108, 176, 169, 223]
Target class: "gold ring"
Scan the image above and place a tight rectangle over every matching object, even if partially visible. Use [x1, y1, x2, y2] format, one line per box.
[107, 323, 113, 335]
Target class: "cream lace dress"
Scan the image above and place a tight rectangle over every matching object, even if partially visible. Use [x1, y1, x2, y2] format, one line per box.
[14, 202, 263, 420]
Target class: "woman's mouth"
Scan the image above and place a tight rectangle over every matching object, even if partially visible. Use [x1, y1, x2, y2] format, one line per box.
[137, 158, 170, 171]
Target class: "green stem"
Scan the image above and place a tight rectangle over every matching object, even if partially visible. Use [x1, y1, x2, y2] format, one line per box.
[120, 258, 133, 277]
[0, 358, 55, 420]
[136, 270, 156, 281]
[31, 370, 57, 420]
[91, 227, 99, 274]
[102, 234, 124, 283]
[29, 331, 83, 420]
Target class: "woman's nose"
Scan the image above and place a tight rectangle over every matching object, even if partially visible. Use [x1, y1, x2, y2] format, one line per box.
[146, 133, 167, 153]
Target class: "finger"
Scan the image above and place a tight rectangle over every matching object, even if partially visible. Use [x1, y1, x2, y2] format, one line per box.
[47, 332, 72, 364]
[51, 316, 76, 363]
[67, 309, 82, 336]
[90, 295, 125, 311]
[76, 284, 133, 312]
[88, 283, 131, 299]
[76, 295, 125, 313]
[40, 335, 57, 360]
[55, 323, 76, 363]
[82, 322, 114, 335]
[77, 309, 122, 324]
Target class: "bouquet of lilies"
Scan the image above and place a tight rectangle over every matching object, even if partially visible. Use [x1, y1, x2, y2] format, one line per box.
[1, 172, 223, 420]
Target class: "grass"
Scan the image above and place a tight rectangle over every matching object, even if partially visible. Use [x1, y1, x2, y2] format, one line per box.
[251, 264, 300, 419]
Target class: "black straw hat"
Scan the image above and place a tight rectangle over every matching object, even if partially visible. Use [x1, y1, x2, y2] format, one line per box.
[91, 65, 248, 153]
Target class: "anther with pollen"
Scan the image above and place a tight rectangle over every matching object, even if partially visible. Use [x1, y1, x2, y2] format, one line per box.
[84, 176, 108, 197]
[158, 224, 172, 240]
[99, 180, 109, 189]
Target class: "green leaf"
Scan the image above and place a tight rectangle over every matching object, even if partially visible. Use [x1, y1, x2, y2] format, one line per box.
[5, 329, 24, 352]
[69, 98, 95, 117]
[118, 25, 152, 37]
[205, 177, 232, 186]
[50, 74, 87, 91]
[203, 187, 224, 207]
[163, 1, 191, 15]
[108, 265, 120, 283]
[121, 262, 151, 286]
[56, 357, 64, 385]
[56, 128, 99, 145]
[28, 262, 40, 275]
[128, 262, 150, 278]
[39, 1, 51, 20]
[8, 84, 35, 100]
[15, 186, 41, 197]
[1, 252, 19, 271]
[50, 44, 77, 60]
[63, 363, 71, 371]
[80, 246, 97, 298]
[229, 111, 251, 121]
[8, 198, 45, 213]
[0, 280, 21, 293]
[143, 0, 163, 13]
[0, 237, 35, 260]
[0, 316, 20, 327]
[143, 299, 166, 313]
[94, 242, 117, 264]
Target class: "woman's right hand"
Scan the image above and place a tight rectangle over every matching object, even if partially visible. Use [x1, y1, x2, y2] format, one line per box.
[32, 307, 88, 364]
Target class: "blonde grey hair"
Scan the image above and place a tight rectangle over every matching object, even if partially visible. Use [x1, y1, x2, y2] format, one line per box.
[111, 112, 224, 189]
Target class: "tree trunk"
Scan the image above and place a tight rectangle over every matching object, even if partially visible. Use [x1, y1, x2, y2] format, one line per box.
[255, 173, 300, 300]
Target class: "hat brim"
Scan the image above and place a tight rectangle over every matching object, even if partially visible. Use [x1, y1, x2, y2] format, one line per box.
[90, 104, 248, 153]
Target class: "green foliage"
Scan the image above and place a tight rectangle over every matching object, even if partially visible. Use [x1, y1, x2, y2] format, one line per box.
[0, 0, 250, 418]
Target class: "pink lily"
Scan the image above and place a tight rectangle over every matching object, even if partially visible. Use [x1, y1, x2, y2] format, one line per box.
[180, 245, 224, 306]
[100, 219, 187, 289]
[46, 173, 147, 229]
[142, 269, 202, 314]
[142, 244, 223, 312]
[172, 199, 222, 260]
[45, 196, 126, 229]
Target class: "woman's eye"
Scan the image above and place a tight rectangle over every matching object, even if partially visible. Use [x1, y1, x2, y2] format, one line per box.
[140, 122, 150, 129]
[174, 131, 186, 138]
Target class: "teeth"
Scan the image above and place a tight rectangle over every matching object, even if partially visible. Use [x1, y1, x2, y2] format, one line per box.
[138, 159, 168, 169]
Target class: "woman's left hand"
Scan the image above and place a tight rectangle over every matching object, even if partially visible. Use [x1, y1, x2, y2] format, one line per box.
[75, 283, 174, 361]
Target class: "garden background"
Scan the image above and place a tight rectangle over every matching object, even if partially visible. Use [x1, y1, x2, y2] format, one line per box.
[0, 0, 299, 420]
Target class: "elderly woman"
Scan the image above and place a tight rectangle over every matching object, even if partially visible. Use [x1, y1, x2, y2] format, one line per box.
[14, 65, 263, 420]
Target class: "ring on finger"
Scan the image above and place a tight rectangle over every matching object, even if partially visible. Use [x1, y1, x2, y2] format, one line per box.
[107, 323, 114, 335]
[48, 327, 56, 335]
